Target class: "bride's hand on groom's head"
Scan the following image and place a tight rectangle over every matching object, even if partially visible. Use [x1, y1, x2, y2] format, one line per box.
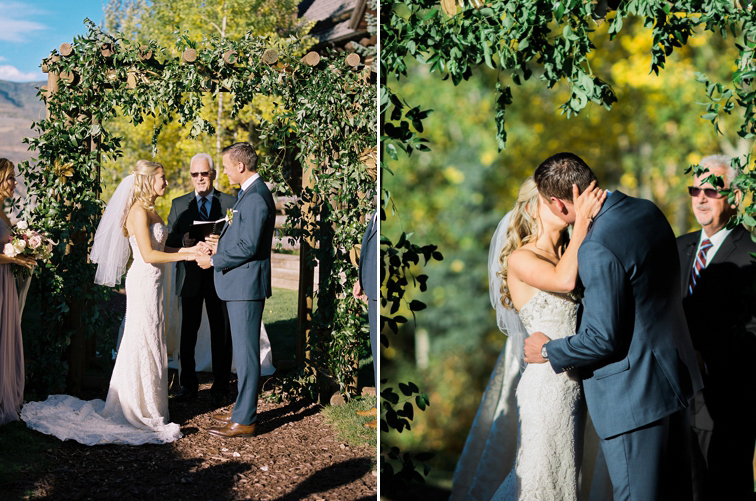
[573, 180, 606, 222]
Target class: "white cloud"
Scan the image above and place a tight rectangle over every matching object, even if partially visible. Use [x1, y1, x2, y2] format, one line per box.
[0, 64, 43, 82]
[0, 2, 48, 42]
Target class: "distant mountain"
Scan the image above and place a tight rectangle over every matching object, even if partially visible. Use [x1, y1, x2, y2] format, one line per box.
[0, 80, 46, 121]
[0, 79, 46, 168]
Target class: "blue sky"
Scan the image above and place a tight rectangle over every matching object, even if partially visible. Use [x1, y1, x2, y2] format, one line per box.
[0, 0, 106, 82]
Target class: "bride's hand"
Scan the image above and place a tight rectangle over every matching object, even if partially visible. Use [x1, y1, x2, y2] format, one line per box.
[573, 180, 606, 222]
[195, 241, 213, 255]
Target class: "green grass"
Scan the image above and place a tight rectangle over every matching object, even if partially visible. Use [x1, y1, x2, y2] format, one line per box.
[322, 395, 377, 450]
[263, 287, 299, 369]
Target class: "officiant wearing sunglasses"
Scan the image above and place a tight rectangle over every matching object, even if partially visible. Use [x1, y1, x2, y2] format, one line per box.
[166, 153, 237, 407]
[676, 154, 756, 500]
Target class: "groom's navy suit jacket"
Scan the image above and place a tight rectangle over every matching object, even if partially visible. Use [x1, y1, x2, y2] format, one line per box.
[547, 191, 703, 439]
[213, 177, 275, 300]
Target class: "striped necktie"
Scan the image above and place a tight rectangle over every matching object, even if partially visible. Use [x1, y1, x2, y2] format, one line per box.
[199, 197, 209, 219]
[688, 238, 713, 295]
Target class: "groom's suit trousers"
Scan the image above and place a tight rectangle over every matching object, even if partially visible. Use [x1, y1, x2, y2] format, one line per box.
[226, 300, 265, 425]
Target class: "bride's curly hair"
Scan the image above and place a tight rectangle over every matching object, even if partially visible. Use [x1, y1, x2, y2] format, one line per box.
[121, 160, 164, 236]
[498, 177, 540, 309]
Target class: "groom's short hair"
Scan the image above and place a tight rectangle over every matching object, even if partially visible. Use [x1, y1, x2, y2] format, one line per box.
[222, 142, 258, 172]
[534, 152, 598, 201]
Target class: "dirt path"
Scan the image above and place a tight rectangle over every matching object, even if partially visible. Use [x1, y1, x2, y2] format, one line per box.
[10, 377, 377, 500]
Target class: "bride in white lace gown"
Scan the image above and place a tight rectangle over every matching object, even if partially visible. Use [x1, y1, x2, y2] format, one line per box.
[22, 160, 207, 445]
[452, 177, 610, 501]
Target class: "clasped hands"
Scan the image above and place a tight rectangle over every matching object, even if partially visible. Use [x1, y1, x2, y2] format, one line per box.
[182, 233, 218, 269]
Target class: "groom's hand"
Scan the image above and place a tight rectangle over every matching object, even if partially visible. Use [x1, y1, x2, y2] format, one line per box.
[524, 331, 550, 364]
[196, 254, 213, 269]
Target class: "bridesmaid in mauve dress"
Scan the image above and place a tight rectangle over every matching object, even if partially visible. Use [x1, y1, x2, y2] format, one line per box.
[0, 158, 36, 425]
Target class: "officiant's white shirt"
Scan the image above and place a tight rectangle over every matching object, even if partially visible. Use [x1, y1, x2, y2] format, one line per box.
[195, 188, 216, 205]
[694, 226, 733, 268]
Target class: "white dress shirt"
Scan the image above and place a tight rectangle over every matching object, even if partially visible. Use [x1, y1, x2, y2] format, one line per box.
[695, 226, 733, 268]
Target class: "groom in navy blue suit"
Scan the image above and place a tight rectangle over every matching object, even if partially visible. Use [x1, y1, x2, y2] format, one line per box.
[524, 153, 703, 501]
[196, 142, 275, 438]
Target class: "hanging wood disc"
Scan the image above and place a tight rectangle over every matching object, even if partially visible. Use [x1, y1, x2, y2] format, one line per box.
[127, 71, 138, 89]
[223, 50, 238, 64]
[302, 51, 320, 67]
[60, 71, 79, 85]
[345, 53, 361, 68]
[100, 43, 114, 57]
[60, 43, 74, 57]
[182, 48, 197, 63]
[262, 49, 278, 65]
[139, 46, 153, 61]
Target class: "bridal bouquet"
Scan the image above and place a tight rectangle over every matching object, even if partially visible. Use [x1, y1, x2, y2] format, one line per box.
[3, 220, 55, 275]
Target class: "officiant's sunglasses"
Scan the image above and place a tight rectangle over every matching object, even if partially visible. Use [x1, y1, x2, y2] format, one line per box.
[191, 171, 212, 178]
[688, 186, 725, 199]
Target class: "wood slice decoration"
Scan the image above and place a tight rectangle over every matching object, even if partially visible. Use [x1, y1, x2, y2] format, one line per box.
[302, 51, 320, 66]
[60, 71, 78, 85]
[127, 71, 138, 89]
[60, 43, 74, 57]
[182, 48, 197, 64]
[139, 46, 153, 61]
[41, 61, 49, 73]
[105, 69, 118, 82]
[100, 43, 114, 57]
[262, 49, 278, 65]
[345, 53, 361, 68]
[222, 50, 238, 64]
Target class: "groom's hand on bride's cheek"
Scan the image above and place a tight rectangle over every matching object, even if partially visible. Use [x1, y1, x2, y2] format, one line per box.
[524, 331, 550, 364]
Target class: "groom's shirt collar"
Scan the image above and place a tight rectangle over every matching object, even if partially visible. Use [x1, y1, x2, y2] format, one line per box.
[695, 226, 732, 267]
[240, 173, 260, 193]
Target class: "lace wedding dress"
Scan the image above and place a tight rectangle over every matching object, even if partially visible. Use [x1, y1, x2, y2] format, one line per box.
[493, 290, 585, 501]
[22, 223, 182, 445]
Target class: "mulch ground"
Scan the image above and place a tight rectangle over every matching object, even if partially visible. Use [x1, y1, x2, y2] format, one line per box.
[8, 291, 377, 501]
[11, 374, 377, 501]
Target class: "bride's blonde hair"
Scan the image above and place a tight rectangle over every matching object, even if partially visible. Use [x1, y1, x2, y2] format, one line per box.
[121, 160, 164, 236]
[498, 177, 540, 308]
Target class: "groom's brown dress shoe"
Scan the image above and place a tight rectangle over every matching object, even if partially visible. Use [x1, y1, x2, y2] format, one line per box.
[208, 422, 257, 438]
[212, 411, 233, 423]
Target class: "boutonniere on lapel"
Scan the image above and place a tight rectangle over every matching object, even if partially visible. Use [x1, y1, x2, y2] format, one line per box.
[226, 208, 235, 226]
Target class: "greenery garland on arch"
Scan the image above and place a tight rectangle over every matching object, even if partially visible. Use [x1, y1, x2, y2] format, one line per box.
[18, 20, 377, 400]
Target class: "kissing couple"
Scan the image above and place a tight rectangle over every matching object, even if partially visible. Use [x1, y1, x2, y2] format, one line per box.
[452, 153, 703, 501]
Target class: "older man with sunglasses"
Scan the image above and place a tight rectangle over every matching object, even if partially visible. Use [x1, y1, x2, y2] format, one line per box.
[166, 153, 237, 407]
[676, 154, 756, 500]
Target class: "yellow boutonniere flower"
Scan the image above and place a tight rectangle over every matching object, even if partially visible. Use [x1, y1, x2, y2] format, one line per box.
[226, 208, 234, 225]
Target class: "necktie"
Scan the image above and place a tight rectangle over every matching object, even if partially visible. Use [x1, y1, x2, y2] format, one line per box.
[199, 197, 209, 220]
[237, 188, 244, 200]
[689, 238, 713, 294]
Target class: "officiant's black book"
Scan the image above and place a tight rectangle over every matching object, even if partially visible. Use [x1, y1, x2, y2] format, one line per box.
[189, 218, 226, 241]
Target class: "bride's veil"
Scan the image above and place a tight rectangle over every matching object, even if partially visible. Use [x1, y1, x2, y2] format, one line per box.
[488, 210, 529, 370]
[449, 210, 526, 501]
[90, 174, 135, 287]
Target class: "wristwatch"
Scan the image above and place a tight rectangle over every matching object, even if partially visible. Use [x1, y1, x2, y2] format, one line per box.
[541, 343, 549, 360]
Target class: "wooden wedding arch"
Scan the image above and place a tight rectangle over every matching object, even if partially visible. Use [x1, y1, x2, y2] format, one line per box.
[22, 21, 376, 399]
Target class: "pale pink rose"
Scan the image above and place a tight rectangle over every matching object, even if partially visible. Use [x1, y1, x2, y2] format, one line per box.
[16, 220, 28, 230]
[29, 235, 43, 250]
[3, 243, 17, 257]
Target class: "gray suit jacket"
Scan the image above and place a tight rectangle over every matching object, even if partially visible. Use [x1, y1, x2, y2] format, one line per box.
[213, 178, 275, 301]
[547, 191, 703, 439]
[166, 189, 236, 297]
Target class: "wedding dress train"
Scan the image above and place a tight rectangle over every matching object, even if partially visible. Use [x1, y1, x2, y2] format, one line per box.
[21, 224, 182, 445]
